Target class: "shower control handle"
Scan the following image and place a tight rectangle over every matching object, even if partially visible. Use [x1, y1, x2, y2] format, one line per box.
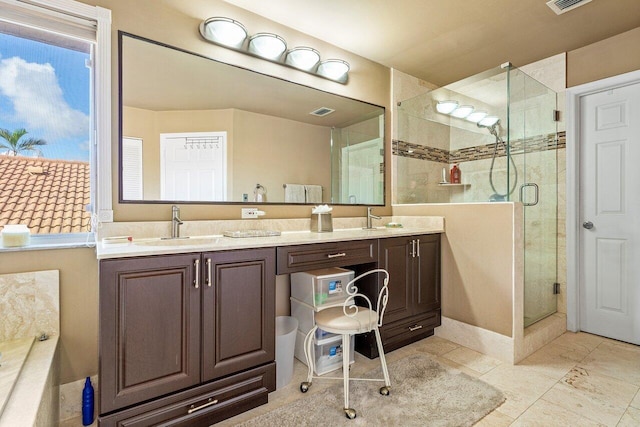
[582, 221, 594, 230]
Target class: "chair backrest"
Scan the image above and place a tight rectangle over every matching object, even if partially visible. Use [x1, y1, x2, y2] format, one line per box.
[342, 268, 390, 328]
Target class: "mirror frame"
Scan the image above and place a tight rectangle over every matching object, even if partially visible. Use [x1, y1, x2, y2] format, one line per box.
[118, 31, 386, 206]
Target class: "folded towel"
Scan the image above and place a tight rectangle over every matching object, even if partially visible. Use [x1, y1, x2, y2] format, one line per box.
[304, 185, 323, 203]
[284, 184, 306, 203]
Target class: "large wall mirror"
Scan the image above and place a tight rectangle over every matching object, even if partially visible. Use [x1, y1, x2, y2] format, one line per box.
[119, 32, 385, 205]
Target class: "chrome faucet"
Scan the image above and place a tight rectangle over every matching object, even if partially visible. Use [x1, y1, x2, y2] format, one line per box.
[171, 205, 183, 238]
[365, 207, 381, 229]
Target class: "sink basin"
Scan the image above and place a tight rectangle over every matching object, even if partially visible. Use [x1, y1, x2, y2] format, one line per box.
[222, 230, 281, 238]
[135, 237, 220, 247]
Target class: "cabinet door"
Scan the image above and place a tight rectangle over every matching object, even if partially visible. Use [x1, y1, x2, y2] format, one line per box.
[378, 236, 413, 324]
[202, 248, 276, 381]
[414, 234, 441, 314]
[99, 254, 201, 414]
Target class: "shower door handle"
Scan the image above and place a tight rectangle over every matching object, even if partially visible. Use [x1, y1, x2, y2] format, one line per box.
[519, 183, 539, 206]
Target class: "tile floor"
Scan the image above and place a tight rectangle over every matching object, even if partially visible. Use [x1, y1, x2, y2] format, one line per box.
[61, 331, 639, 426]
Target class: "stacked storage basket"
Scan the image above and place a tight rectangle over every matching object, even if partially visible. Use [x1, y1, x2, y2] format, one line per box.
[290, 267, 356, 375]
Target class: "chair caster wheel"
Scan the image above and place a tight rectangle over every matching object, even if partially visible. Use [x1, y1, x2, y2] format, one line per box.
[379, 386, 390, 396]
[300, 382, 311, 393]
[344, 408, 357, 419]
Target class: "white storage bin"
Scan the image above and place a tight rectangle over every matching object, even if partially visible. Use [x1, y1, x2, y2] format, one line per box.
[291, 267, 354, 308]
[291, 298, 340, 339]
[294, 331, 355, 376]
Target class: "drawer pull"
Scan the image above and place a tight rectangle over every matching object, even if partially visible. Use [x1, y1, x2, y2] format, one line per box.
[327, 252, 347, 258]
[408, 324, 423, 332]
[194, 259, 200, 289]
[187, 398, 218, 414]
[206, 258, 212, 287]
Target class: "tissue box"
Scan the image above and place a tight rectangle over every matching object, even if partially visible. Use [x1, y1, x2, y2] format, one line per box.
[1, 224, 31, 247]
[310, 213, 333, 232]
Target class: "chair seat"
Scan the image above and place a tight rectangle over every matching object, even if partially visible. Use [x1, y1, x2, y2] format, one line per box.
[315, 306, 379, 335]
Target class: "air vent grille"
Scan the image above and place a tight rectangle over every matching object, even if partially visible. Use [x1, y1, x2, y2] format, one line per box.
[546, 0, 592, 15]
[309, 107, 335, 117]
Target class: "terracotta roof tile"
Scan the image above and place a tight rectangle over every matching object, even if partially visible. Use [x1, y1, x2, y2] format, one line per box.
[0, 155, 91, 234]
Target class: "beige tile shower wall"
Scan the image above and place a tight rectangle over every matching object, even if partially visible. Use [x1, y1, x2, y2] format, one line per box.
[0, 270, 59, 341]
[393, 203, 516, 337]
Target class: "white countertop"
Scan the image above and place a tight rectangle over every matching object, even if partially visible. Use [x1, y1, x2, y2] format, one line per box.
[96, 226, 443, 259]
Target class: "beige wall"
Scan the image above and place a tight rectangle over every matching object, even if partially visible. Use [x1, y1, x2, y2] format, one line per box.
[394, 204, 516, 337]
[233, 110, 331, 203]
[567, 26, 640, 87]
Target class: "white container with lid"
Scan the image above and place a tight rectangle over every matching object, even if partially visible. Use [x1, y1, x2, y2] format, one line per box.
[1, 224, 31, 247]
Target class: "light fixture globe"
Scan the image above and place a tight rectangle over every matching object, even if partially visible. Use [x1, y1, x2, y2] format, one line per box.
[248, 33, 287, 60]
[285, 47, 321, 71]
[317, 59, 350, 82]
[450, 105, 474, 118]
[479, 116, 500, 127]
[466, 111, 488, 123]
[436, 100, 458, 114]
[200, 17, 247, 49]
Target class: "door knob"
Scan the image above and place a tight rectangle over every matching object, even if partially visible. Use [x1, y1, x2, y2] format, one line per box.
[582, 221, 594, 230]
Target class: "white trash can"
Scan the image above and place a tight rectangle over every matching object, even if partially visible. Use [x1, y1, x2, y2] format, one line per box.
[275, 316, 298, 389]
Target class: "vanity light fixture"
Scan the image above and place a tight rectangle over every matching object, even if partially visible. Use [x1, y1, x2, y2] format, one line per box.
[199, 17, 247, 49]
[248, 33, 287, 60]
[199, 16, 349, 84]
[285, 47, 321, 71]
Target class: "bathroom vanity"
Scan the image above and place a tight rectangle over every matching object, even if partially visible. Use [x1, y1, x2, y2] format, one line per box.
[97, 227, 441, 426]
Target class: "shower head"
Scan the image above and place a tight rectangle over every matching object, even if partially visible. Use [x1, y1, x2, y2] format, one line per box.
[477, 116, 501, 137]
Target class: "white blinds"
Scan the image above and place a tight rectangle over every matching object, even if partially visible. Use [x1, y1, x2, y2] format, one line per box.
[0, 0, 96, 44]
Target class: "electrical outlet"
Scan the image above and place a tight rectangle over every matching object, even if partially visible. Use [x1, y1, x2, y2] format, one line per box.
[242, 208, 261, 219]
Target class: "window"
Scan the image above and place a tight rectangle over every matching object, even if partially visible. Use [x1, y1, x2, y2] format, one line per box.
[0, 0, 111, 246]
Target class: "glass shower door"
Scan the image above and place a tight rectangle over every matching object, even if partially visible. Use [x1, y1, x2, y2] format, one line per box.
[508, 67, 558, 327]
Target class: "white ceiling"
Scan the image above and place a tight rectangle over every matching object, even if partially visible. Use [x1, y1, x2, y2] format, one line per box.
[222, 0, 640, 86]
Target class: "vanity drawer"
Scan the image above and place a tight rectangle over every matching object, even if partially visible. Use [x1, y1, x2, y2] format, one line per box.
[381, 311, 440, 351]
[98, 363, 275, 427]
[277, 240, 377, 274]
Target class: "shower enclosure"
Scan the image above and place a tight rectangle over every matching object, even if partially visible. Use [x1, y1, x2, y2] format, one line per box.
[395, 64, 558, 327]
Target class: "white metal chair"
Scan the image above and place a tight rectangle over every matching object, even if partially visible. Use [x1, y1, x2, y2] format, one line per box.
[300, 268, 391, 419]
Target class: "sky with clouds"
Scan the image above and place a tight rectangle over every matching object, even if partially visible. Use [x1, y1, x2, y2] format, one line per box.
[0, 32, 90, 161]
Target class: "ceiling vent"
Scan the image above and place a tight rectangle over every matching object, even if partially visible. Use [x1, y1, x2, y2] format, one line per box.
[546, 0, 592, 15]
[309, 107, 335, 117]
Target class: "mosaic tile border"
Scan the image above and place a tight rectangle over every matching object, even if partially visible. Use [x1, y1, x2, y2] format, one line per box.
[394, 131, 566, 164]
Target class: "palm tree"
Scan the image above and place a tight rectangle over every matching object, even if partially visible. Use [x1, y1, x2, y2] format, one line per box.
[0, 128, 47, 156]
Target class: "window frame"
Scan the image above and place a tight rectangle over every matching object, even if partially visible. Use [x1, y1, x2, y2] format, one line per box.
[0, 0, 111, 250]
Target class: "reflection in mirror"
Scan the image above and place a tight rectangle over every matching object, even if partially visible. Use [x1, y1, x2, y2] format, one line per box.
[119, 32, 385, 205]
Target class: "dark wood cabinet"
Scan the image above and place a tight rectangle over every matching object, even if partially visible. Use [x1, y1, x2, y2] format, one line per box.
[99, 248, 276, 425]
[99, 253, 201, 414]
[356, 234, 441, 357]
[202, 248, 275, 381]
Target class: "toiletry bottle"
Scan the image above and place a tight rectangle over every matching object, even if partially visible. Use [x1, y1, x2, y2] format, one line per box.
[450, 164, 461, 184]
[82, 376, 94, 426]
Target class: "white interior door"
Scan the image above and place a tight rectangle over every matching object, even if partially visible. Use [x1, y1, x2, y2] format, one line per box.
[160, 132, 227, 201]
[579, 81, 640, 345]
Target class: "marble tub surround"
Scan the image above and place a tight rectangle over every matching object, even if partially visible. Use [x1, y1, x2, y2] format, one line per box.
[96, 215, 445, 259]
[0, 337, 59, 427]
[0, 270, 60, 425]
[0, 337, 34, 415]
[0, 270, 60, 341]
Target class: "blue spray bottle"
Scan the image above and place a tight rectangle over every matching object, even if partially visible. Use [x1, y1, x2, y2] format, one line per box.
[82, 376, 94, 426]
